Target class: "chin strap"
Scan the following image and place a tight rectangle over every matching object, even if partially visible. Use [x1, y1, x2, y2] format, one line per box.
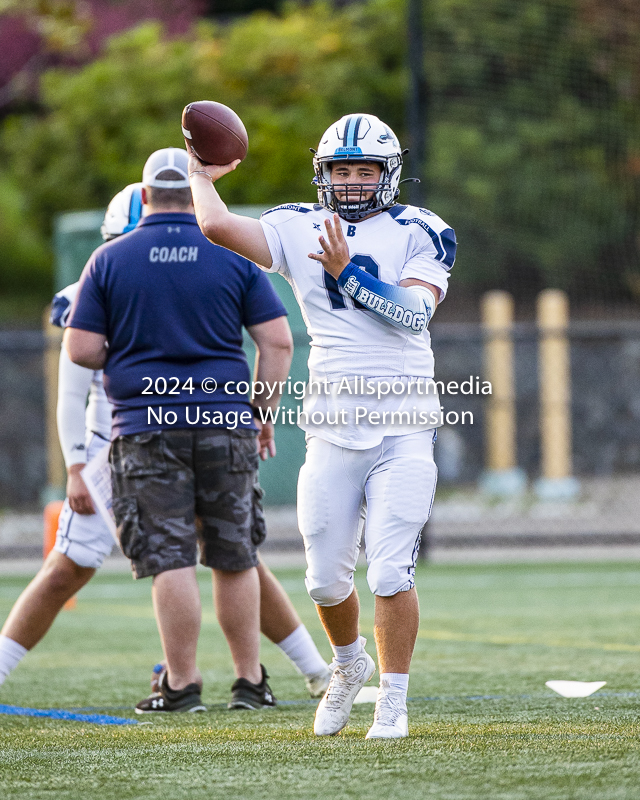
[336, 263, 436, 335]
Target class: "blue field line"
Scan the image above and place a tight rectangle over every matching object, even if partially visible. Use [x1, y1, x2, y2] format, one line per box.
[410, 694, 508, 702]
[0, 704, 137, 725]
[69, 706, 133, 712]
[20, 690, 640, 722]
[407, 691, 640, 703]
[272, 698, 319, 707]
[73, 690, 640, 713]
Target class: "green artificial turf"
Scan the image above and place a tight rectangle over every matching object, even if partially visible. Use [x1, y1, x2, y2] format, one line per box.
[0, 561, 639, 799]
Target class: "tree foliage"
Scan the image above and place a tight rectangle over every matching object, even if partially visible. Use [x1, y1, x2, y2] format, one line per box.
[1, 0, 638, 302]
[424, 0, 640, 297]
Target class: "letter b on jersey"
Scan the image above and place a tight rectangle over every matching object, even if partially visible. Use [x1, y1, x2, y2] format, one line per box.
[346, 225, 357, 237]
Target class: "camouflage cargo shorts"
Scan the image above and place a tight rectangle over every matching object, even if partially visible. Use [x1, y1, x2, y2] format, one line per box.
[110, 428, 266, 579]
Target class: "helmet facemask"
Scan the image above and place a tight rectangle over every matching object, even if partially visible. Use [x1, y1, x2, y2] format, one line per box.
[313, 154, 403, 222]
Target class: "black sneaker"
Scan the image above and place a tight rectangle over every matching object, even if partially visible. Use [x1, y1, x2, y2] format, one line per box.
[228, 664, 277, 710]
[135, 672, 206, 714]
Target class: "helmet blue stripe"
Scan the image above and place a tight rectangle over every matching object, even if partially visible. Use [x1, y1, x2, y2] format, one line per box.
[124, 186, 143, 233]
[344, 116, 357, 148]
[352, 115, 362, 146]
[342, 117, 351, 146]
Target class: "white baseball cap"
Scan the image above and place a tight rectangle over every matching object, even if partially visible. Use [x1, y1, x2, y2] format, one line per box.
[142, 148, 190, 188]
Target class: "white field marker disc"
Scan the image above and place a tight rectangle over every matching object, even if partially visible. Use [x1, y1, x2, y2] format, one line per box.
[545, 680, 606, 698]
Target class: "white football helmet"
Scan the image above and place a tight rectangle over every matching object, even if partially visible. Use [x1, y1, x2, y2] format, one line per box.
[313, 114, 403, 221]
[100, 182, 144, 241]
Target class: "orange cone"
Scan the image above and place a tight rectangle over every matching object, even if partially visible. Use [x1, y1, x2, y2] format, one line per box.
[43, 500, 76, 610]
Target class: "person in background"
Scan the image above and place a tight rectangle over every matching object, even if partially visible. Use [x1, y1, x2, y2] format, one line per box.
[66, 149, 331, 713]
[0, 179, 331, 707]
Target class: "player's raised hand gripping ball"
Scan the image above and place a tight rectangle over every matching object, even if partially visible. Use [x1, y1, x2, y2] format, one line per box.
[182, 101, 248, 166]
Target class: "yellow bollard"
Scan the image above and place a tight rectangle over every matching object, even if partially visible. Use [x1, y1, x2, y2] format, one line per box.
[480, 292, 526, 496]
[535, 290, 579, 499]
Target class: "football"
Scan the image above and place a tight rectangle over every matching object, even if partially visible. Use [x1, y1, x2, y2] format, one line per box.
[181, 101, 248, 166]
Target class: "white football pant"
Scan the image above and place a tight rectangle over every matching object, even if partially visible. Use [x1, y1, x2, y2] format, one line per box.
[297, 429, 437, 606]
[54, 434, 115, 569]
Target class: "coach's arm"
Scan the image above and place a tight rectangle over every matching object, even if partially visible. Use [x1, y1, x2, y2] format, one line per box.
[246, 315, 294, 460]
[64, 328, 108, 371]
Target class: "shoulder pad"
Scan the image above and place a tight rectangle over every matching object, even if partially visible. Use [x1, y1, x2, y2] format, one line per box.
[386, 205, 456, 269]
[261, 203, 315, 220]
[50, 282, 80, 328]
[387, 203, 448, 228]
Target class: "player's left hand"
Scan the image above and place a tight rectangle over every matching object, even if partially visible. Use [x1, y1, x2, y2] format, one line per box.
[308, 214, 351, 279]
[66, 463, 95, 515]
[255, 418, 276, 460]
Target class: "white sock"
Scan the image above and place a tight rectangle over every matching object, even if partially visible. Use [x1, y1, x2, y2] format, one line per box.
[276, 624, 329, 677]
[331, 635, 365, 665]
[0, 635, 28, 686]
[380, 672, 409, 700]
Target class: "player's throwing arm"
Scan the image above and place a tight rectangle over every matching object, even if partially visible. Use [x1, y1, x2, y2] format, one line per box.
[183, 102, 272, 268]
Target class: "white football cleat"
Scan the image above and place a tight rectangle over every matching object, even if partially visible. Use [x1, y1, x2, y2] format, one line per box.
[365, 689, 409, 739]
[305, 664, 334, 698]
[314, 648, 376, 736]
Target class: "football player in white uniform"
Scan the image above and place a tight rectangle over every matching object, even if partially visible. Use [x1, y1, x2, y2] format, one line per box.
[0, 183, 331, 700]
[188, 113, 456, 738]
[0, 184, 141, 691]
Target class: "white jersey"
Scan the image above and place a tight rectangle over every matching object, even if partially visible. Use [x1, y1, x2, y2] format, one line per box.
[52, 282, 112, 467]
[260, 202, 455, 448]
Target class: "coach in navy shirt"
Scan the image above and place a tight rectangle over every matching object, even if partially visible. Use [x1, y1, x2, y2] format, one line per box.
[68, 189, 286, 440]
[66, 148, 293, 713]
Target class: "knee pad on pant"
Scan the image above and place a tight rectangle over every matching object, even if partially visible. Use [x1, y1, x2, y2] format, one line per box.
[306, 576, 354, 607]
[366, 561, 414, 597]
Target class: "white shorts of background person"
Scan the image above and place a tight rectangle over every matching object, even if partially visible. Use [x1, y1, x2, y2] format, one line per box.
[54, 433, 115, 569]
[297, 428, 438, 605]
